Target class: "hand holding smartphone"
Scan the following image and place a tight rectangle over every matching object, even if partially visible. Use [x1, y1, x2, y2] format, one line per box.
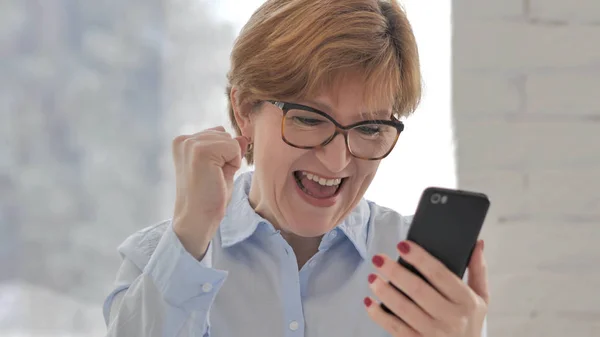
[382, 187, 490, 315]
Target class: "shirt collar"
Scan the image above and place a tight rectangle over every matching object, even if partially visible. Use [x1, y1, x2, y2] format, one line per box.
[219, 171, 371, 259]
[336, 197, 371, 259]
[219, 171, 268, 247]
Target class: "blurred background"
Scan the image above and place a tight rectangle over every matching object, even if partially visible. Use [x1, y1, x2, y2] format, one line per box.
[0, 0, 597, 336]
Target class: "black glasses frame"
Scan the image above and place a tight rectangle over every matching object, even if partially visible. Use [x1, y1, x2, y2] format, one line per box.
[266, 100, 405, 160]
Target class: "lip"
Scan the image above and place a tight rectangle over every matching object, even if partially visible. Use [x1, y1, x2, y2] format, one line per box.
[292, 173, 345, 208]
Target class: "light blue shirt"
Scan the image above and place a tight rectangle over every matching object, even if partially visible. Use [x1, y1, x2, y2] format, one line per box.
[103, 171, 486, 337]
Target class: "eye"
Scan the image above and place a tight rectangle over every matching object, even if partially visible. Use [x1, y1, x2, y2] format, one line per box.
[356, 125, 381, 135]
[293, 117, 324, 126]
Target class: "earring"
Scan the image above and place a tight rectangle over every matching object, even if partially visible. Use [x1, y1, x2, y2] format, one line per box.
[247, 142, 254, 152]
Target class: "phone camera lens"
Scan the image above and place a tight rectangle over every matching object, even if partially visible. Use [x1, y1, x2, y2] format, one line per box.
[431, 193, 441, 204]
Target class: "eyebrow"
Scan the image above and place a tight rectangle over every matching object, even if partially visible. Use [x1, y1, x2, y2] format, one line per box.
[304, 100, 392, 120]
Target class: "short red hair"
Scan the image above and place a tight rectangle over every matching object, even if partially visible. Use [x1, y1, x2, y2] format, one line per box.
[227, 0, 422, 164]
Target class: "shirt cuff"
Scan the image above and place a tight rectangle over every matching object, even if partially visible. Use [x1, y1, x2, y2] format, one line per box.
[144, 223, 228, 308]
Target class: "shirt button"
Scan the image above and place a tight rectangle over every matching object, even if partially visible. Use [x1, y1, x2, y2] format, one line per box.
[201, 282, 213, 293]
[289, 321, 299, 331]
[308, 260, 316, 268]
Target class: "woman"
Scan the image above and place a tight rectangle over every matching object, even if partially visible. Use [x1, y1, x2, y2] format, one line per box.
[104, 0, 489, 336]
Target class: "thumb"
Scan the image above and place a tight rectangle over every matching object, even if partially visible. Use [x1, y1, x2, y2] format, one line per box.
[222, 136, 250, 185]
[235, 136, 251, 159]
[467, 240, 490, 304]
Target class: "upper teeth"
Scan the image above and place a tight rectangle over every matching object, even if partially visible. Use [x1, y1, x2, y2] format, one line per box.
[301, 171, 342, 186]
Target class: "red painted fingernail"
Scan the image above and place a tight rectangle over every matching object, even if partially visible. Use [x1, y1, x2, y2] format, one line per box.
[397, 241, 410, 254]
[368, 273, 377, 284]
[372, 255, 384, 268]
[364, 297, 373, 307]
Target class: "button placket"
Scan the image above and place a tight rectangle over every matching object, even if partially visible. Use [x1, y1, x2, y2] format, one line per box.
[299, 255, 317, 297]
[274, 234, 305, 336]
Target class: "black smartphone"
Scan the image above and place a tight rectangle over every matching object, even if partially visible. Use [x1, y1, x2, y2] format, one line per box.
[382, 187, 490, 315]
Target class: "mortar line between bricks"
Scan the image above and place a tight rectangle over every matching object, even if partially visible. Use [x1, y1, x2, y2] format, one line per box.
[457, 113, 600, 123]
[523, 0, 531, 19]
[494, 214, 600, 225]
[456, 65, 600, 76]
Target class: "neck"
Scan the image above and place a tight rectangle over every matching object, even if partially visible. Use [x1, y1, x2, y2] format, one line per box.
[280, 231, 323, 269]
[248, 183, 322, 269]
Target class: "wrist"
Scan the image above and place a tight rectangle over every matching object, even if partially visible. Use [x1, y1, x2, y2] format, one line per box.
[175, 231, 210, 260]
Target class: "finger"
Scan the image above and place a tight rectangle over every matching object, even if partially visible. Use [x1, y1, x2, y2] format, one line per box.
[371, 254, 453, 320]
[172, 134, 189, 163]
[368, 273, 434, 335]
[396, 241, 471, 304]
[364, 296, 419, 337]
[226, 137, 249, 170]
[206, 125, 226, 132]
[194, 129, 232, 140]
[467, 240, 489, 304]
[179, 129, 232, 157]
[184, 126, 229, 138]
[189, 139, 242, 168]
[218, 139, 245, 168]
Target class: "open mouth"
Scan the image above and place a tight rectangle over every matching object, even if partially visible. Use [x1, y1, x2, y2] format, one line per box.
[293, 171, 347, 199]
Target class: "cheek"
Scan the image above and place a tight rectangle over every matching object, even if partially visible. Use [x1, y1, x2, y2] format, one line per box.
[254, 114, 284, 148]
[258, 129, 287, 159]
[358, 161, 380, 176]
[254, 126, 297, 172]
[352, 161, 380, 190]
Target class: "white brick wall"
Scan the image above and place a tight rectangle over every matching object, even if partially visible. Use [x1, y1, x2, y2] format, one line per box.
[526, 72, 600, 116]
[454, 75, 523, 114]
[530, 0, 600, 24]
[456, 119, 598, 170]
[455, 22, 600, 70]
[453, 0, 600, 336]
[454, 0, 524, 20]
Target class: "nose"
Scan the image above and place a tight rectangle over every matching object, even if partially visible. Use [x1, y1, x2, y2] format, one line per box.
[315, 133, 351, 173]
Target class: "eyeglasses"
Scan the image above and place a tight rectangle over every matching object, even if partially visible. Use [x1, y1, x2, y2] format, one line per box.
[266, 100, 404, 160]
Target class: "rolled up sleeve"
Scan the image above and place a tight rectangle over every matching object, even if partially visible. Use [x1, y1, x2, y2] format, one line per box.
[104, 223, 227, 337]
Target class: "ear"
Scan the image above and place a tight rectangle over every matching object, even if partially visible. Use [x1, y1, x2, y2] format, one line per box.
[230, 87, 254, 140]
